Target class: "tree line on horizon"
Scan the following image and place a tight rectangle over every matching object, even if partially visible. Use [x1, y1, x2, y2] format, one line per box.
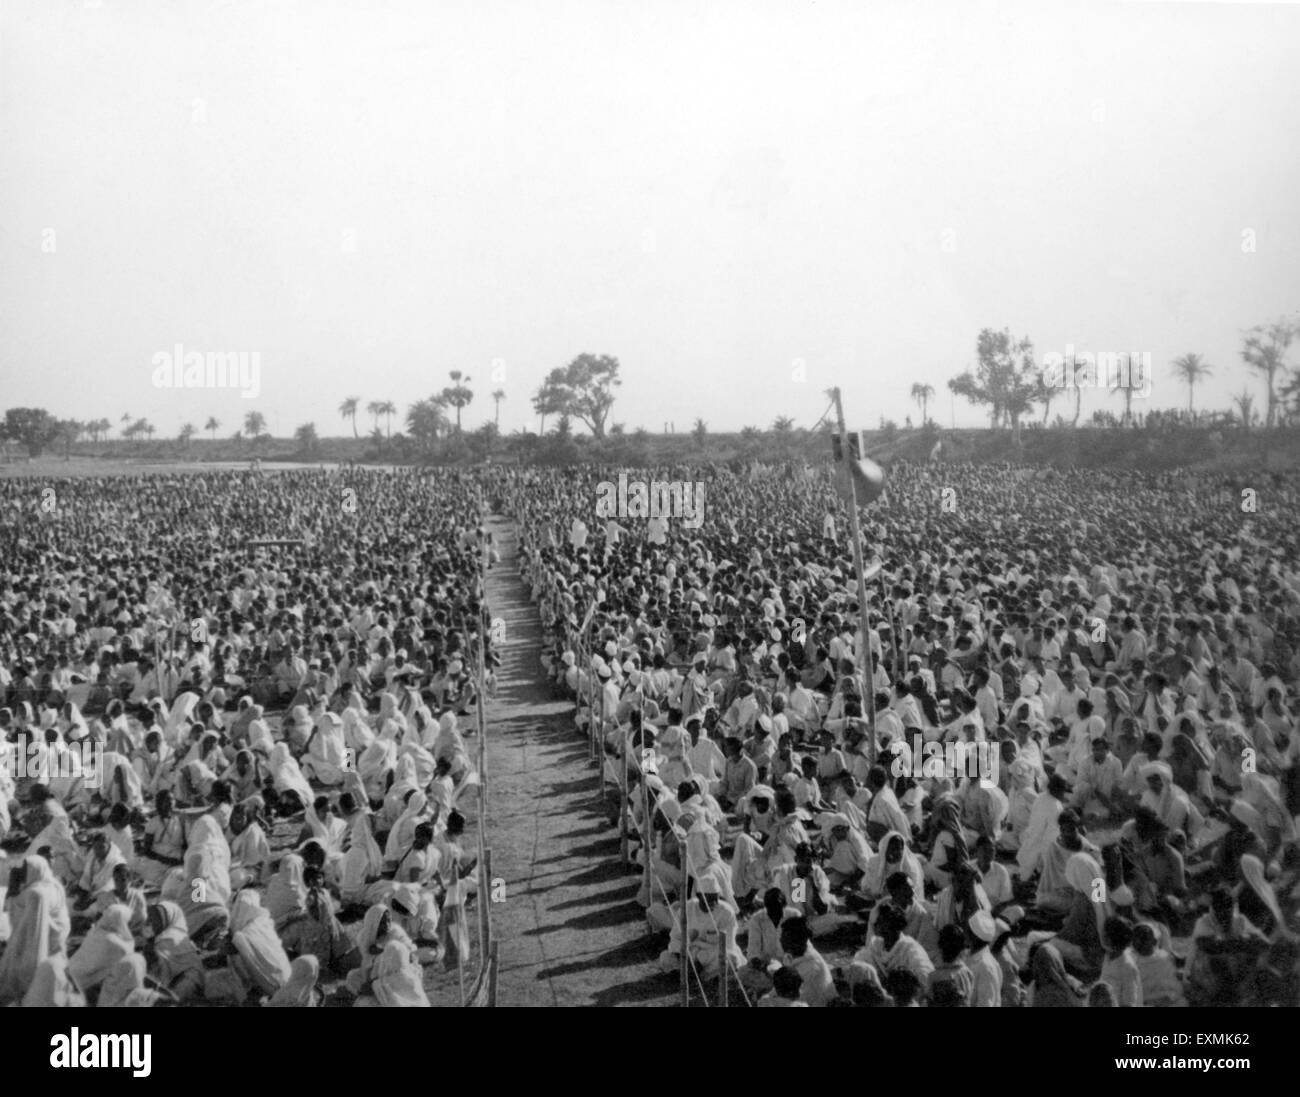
[3, 320, 1299, 458]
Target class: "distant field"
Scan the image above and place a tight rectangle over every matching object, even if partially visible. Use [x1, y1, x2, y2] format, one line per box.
[3, 422, 1299, 478]
[0, 457, 335, 480]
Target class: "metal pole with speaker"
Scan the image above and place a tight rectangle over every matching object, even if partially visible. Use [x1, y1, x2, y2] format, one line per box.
[830, 388, 886, 768]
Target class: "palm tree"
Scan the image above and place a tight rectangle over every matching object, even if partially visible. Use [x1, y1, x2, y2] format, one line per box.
[441, 371, 474, 432]
[365, 401, 383, 434]
[1232, 389, 1256, 431]
[243, 411, 266, 439]
[1170, 353, 1212, 412]
[406, 397, 450, 452]
[377, 400, 396, 439]
[339, 396, 360, 439]
[1109, 373, 1136, 426]
[910, 382, 935, 425]
[492, 388, 506, 430]
[178, 423, 195, 447]
[204, 416, 220, 441]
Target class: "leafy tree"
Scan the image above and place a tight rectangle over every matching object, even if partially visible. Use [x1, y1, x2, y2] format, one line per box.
[772, 415, 794, 433]
[179, 423, 196, 446]
[692, 417, 708, 447]
[532, 353, 621, 438]
[294, 422, 319, 454]
[243, 411, 266, 439]
[1241, 318, 1297, 428]
[531, 374, 569, 436]
[947, 328, 1038, 439]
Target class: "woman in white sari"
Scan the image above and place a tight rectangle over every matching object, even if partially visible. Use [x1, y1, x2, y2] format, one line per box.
[398, 736, 438, 790]
[228, 801, 272, 889]
[339, 798, 385, 909]
[0, 855, 72, 1004]
[1138, 761, 1204, 841]
[359, 724, 401, 805]
[383, 790, 432, 872]
[266, 955, 321, 1007]
[267, 742, 315, 814]
[98, 954, 164, 1007]
[164, 692, 201, 749]
[378, 691, 409, 738]
[27, 811, 84, 888]
[379, 754, 421, 831]
[223, 890, 292, 1000]
[432, 712, 472, 781]
[862, 830, 925, 900]
[101, 750, 146, 811]
[341, 705, 374, 757]
[367, 939, 430, 1007]
[301, 712, 349, 786]
[345, 903, 412, 996]
[300, 797, 348, 885]
[167, 813, 232, 946]
[265, 852, 309, 929]
[145, 901, 204, 1003]
[22, 953, 86, 1007]
[68, 903, 135, 998]
[246, 707, 275, 756]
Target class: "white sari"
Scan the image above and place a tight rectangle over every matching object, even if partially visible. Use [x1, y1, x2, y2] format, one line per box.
[0, 856, 71, 1004]
[68, 903, 135, 994]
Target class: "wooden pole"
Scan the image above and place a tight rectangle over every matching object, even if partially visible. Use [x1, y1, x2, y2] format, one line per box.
[456, 908, 466, 1006]
[619, 731, 630, 864]
[475, 842, 490, 972]
[718, 928, 728, 1006]
[641, 690, 652, 905]
[679, 868, 690, 1007]
[477, 539, 489, 820]
[832, 388, 878, 768]
[487, 940, 499, 1007]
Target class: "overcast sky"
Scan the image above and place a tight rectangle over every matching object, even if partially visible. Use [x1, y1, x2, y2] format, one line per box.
[2, 0, 1298, 438]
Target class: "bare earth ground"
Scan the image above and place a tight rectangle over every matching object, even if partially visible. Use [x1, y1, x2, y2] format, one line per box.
[480, 516, 689, 1006]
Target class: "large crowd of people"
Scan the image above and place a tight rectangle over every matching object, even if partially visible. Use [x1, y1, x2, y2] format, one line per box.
[0, 467, 495, 1006]
[515, 457, 1300, 1006]
[4, 454, 1299, 1008]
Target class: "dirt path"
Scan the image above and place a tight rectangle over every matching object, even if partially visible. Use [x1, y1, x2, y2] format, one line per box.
[480, 515, 679, 1006]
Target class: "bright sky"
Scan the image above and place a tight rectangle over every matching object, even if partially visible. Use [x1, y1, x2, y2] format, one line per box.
[2, 0, 1298, 437]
